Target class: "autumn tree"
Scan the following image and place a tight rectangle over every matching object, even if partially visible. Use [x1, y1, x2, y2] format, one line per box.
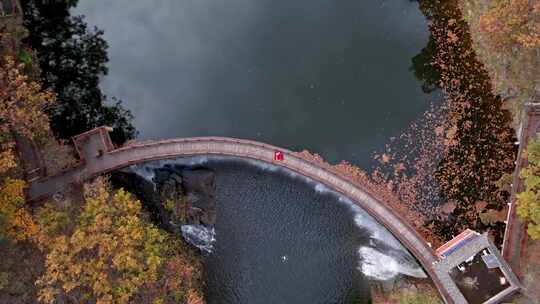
[517, 134, 540, 240]
[479, 0, 540, 50]
[0, 56, 54, 139]
[0, 55, 53, 175]
[0, 56, 52, 242]
[459, 0, 540, 118]
[0, 178, 36, 243]
[36, 178, 203, 304]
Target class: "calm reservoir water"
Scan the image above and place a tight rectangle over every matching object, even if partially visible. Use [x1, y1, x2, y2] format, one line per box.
[76, 0, 434, 302]
[75, 0, 431, 168]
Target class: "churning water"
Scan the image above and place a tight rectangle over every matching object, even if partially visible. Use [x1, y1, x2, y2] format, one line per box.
[129, 157, 427, 303]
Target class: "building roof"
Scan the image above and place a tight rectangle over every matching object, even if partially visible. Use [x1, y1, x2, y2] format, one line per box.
[433, 232, 521, 304]
[437, 229, 480, 258]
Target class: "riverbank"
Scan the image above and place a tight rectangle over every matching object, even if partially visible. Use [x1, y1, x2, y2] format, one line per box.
[374, 0, 538, 302]
[458, 0, 539, 125]
[371, 0, 517, 246]
[457, 1, 539, 302]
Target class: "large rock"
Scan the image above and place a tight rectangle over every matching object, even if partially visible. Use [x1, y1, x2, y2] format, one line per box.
[156, 170, 184, 201]
[187, 206, 217, 226]
[182, 168, 216, 212]
[200, 209, 217, 226]
[110, 171, 159, 205]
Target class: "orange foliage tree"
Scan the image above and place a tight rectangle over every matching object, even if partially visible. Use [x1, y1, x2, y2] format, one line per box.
[479, 0, 540, 50]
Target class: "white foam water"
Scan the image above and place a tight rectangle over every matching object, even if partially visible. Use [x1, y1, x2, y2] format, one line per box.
[181, 224, 216, 254]
[347, 199, 405, 251]
[129, 156, 426, 280]
[126, 156, 213, 182]
[340, 197, 427, 280]
[308, 179, 426, 280]
[358, 247, 427, 280]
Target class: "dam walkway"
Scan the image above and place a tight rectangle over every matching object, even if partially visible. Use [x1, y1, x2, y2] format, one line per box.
[28, 127, 470, 304]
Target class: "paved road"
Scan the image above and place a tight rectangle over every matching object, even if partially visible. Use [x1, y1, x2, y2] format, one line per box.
[28, 136, 464, 303]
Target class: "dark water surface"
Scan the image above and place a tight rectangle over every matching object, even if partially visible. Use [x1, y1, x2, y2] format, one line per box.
[132, 158, 428, 304]
[76, 0, 434, 302]
[205, 160, 371, 304]
[75, 0, 431, 168]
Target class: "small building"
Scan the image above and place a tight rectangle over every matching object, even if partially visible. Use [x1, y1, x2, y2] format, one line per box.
[433, 230, 521, 304]
[72, 126, 115, 163]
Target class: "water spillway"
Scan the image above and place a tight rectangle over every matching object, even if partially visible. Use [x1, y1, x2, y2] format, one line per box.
[128, 157, 428, 303]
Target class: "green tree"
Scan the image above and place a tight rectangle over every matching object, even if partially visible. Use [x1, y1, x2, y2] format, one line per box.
[21, 0, 137, 145]
[517, 134, 540, 240]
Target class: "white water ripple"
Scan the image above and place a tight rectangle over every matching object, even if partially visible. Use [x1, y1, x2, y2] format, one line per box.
[128, 156, 426, 280]
[181, 224, 216, 254]
[358, 247, 427, 280]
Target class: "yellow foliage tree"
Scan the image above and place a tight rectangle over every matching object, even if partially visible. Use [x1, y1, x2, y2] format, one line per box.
[0, 149, 17, 174]
[0, 55, 54, 243]
[0, 56, 54, 139]
[36, 180, 169, 304]
[517, 134, 540, 240]
[35, 179, 204, 303]
[0, 178, 37, 242]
